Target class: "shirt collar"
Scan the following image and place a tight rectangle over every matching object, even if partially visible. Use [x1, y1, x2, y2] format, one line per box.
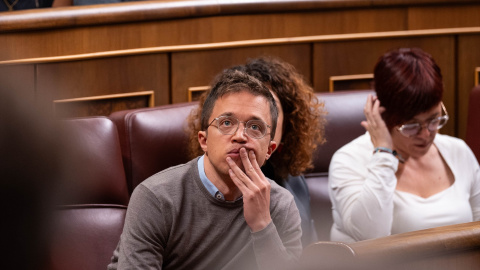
[198, 155, 226, 201]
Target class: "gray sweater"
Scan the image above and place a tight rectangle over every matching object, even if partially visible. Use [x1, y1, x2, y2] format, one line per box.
[108, 158, 302, 270]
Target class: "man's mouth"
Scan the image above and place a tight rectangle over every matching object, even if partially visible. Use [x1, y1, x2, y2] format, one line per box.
[227, 147, 252, 159]
[227, 149, 241, 158]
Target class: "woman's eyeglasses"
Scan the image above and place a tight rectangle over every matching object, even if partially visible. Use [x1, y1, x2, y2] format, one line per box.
[396, 102, 449, 137]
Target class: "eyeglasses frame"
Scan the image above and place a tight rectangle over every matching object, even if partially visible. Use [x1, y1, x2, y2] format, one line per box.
[396, 102, 449, 138]
[207, 115, 271, 139]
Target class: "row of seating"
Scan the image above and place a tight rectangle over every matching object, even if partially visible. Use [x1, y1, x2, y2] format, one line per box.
[108, 89, 374, 241]
[49, 86, 480, 270]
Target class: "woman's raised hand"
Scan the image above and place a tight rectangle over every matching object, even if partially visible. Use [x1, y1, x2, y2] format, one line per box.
[361, 94, 393, 149]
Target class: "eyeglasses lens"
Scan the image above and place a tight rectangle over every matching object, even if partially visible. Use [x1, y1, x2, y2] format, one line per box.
[217, 116, 267, 139]
[399, 116, 448, 137]
[245, 120, 267, 138]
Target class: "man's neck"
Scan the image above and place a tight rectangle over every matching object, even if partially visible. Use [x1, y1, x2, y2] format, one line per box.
[203, 157, 242, 201]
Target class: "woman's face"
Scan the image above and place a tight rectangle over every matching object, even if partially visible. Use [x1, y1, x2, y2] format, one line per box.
[271, 91, 284, 151]
[391, 103, 442, 159]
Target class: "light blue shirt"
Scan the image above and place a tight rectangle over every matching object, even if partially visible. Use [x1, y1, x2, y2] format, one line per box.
[198, 155, 226, 201]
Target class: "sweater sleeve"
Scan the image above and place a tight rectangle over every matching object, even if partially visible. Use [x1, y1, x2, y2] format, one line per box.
[251, 197, 302, 270]
[329, 138, 399, 241]
[116, 185, 169, 270]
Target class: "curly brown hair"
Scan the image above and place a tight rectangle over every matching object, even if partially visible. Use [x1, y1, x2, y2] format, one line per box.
[187, 56, 326, 178]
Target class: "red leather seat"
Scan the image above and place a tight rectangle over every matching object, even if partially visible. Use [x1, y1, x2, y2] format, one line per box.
[110, 102, 198, 195]
[48, 117, 129, 270]
[49, 204, 127, 270]
[59, 117, 129, 205]
[306, 90, 374, 240]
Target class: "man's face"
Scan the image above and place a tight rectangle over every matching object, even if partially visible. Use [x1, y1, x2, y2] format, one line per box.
[198, 91, 276, 179]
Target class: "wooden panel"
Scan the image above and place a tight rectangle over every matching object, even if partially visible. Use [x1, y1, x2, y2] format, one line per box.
[0, 64, 35, 103]
[209, 8, 405, 42]
[0, 8, 405, 62]
[3, 1, 480, 62]
[302, 221, 480, 270]
[3, 0, 480, 32]
[329, 74, 374, 92]
[408, 4, 480, 30]
[36, 54, 169, 112]
[477, 67, 480, 86]
[53, 91, 154, 118]
[187, 86, 209, 102]
[171, 44, 311, 103]
[457, 35, 480, 139]
[313, 36, 456, 136]
[399, 251, 480, 270]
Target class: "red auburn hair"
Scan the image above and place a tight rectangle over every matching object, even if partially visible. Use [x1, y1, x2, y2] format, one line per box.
[374, 48, 444, 130]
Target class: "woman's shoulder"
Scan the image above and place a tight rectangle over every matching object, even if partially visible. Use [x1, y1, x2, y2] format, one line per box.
[435, 134, 477, 163]
[435, 134, 470, 152]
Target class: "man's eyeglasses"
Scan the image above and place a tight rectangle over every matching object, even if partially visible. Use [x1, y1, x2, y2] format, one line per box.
[396, 102, 449, 137]
[208, 115, 270, 139]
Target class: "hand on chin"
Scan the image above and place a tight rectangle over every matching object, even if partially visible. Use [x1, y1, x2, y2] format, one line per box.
[228, 158, 245, 173]
[226, 152, 245, 172]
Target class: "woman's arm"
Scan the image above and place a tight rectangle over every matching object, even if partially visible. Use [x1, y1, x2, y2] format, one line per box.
[329, 139, 399, 241]
[329, 95, 399, 241]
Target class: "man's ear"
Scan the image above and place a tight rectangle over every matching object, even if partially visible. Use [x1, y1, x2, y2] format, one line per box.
[265, 140, 277, 161]
[198, 131, 208, 153]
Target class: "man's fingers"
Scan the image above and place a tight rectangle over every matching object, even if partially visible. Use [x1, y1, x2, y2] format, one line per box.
[239, 148, 261, 183]
[228, 168, 247, 190]
[248, 150, 263, 175]
[247, 150, 269, 187]
[226, 156, 251, 188]
[227, 148, 268, 192]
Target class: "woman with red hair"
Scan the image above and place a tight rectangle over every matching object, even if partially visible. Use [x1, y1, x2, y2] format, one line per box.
[329, 48, 480, 242]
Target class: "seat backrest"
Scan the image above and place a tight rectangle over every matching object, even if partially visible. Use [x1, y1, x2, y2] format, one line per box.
[59, 117, 129, 205]
[50, 118, 129, 270]
[110, 102, 198, 195]
[305, 90, 373, 241]
[310, 90, 374, 174]
[466, 85, 480, 162]
[49, 204, 127, 270]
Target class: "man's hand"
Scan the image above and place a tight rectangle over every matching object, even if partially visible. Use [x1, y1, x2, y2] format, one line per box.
[226, 148, 272, 232]
[361, 94, 393, 149]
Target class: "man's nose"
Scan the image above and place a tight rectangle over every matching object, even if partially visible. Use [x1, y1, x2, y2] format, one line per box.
[231, 123, 248, 141]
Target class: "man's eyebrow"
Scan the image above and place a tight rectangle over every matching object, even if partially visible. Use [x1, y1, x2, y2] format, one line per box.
[218, 112, 233, 117]
[217, 112, 266, 122]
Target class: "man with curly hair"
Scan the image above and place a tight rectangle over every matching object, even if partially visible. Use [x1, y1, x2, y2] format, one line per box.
[187, 57, 326, 246]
